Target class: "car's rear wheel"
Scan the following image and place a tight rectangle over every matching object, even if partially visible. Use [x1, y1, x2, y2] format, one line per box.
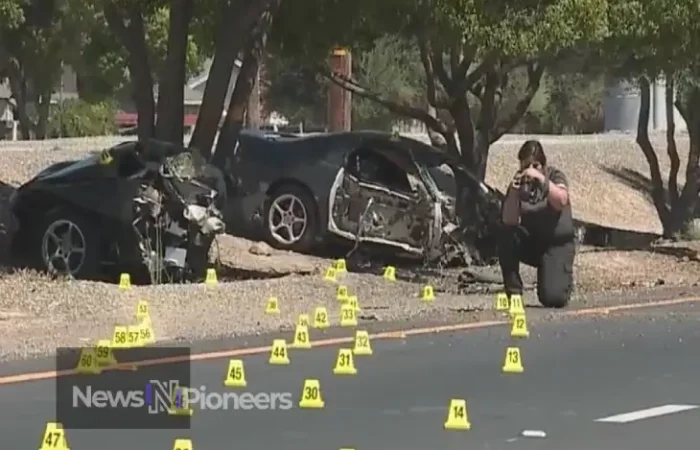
[32, 208, 102, 279]
[263, 184, 318, 252]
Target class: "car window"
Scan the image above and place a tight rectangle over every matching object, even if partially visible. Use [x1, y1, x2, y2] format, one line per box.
[346, 147, 412, 193]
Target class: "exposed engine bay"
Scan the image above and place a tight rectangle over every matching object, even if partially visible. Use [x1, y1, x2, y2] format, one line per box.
[131, 151, 225, 283]
[327, 145, 502, 267]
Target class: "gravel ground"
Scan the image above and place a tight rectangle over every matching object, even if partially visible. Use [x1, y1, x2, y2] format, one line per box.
[0, 242, 698, 362]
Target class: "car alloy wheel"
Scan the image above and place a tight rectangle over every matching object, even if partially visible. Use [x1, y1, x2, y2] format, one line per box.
[267, 193, 308, 245]
[41, 219, 87, 276]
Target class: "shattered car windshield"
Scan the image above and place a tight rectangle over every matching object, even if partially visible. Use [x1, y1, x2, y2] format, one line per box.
[162, 152, 197, 180]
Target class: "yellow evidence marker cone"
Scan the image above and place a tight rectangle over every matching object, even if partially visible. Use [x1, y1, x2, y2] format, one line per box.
[297, 313, 310, 327]
[340, 303, 357, 327]
[508, 294, 525, 315]
[118, 273, 131, 289]
[111, 326, 130, 348]
[347, 295, 360, 312]
[495, 292, 509, 311]
[337, 285, 349, 301]
[421, 285, 435, 302]
[334, 258, 347, 273]
[444, 399, 471, 430]
[323, 267, 337, 282]
[172, 438, 193, 450]
[353, 330, 373, 355]
[502, 347, 524, 373]
[292, 324, 311, 349]
[223, 359, 247, 387]
[39, 422, 69, 450]
[139, 321, 155, 345]
[126, 325, 144, 347]
[333, 348, 357, 375]
[299, 379, 325, 408]
[383, 266, 396, 281]
[313, 307, 330, 329]
[136, 300, 149, 321]
[269, 339, 290, 364]
[205, 268, 218, 284]
[265, 296, 280, 314]
[510, 313, 530, 338]
[95, 340, 118, 366]
[168, 386, 194, 416]
[75, 348, 101, 375]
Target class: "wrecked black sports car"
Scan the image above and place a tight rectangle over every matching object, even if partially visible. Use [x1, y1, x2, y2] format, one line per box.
[223, 130, 503, 265]
[9, 139, 226, 282]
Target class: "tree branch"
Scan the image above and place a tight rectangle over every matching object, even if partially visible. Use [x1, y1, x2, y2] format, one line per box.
[429, 42, 452, 93]
[665, 75, 679, 207]
[453, 53, 496, 99]
[417, 36, 450, 109]
[320, 67, 452, 135]
[492, 61, 544, 142]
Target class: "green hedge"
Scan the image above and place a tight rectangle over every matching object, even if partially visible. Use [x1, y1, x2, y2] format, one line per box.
[48, 99, 118, 138]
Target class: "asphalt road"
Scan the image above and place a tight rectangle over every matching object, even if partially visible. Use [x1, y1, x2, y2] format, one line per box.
[3, 302, 700, 449]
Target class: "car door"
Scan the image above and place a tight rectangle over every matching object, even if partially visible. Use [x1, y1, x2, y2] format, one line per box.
[327, 146, 436, 254]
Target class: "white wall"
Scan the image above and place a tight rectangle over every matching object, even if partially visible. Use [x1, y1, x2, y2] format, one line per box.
[604, 78, 688, 132]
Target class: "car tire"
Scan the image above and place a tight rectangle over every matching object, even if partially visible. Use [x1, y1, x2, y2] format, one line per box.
[263, 184, 318, 252]
[30, 208, 102, 279]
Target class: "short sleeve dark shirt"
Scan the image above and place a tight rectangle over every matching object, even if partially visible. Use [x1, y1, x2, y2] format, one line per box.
[520, 166, 574, 243]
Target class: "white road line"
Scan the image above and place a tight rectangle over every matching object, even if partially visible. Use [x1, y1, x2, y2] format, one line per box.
[595, 404, 699, 423]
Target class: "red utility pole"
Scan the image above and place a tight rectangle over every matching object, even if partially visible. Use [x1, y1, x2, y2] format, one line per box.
[328, 47, 352, 131]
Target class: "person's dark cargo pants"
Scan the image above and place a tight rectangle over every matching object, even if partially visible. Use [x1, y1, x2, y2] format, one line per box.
[498, 225, 575, 308]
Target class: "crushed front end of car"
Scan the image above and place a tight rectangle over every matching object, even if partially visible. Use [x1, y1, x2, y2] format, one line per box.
[8, 140, 226, 283]
[130, 147, 226, 283]
[411, 154, 503, 267]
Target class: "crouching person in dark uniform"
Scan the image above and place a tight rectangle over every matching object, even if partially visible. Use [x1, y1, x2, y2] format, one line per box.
[499, 140, 575, 308]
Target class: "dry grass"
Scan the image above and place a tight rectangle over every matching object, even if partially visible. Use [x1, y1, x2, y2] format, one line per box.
[484, 133, 689, 234]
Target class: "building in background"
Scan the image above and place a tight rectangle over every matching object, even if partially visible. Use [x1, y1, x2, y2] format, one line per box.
[604, 78, 688, 132]
[115, 58, 243, 133]
[0, 81, 16, 139]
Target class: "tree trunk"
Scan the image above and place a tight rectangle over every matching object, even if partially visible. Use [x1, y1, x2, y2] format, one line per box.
[155, 0, 194, 144]
[246, 69, 261, 130]
[664, 76, 679, 207]
[6, 59, 31, 139]
[668, 87, 700, 236]
[635, 76, 672, 234]
[34, 89, 51, 139]
[104, 2, 156, 141]
[211, 0, 278, 168]
[189, 0, 276, 158]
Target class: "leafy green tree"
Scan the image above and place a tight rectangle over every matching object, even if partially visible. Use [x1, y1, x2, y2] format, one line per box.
[272, 0, 611, 180]
[0, 0, 85, 139]
[593, 0, 700, 237]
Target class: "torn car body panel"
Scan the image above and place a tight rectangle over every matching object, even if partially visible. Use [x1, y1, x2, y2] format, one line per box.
[10, 139, 226, 282]
[328, 167, 438, 255]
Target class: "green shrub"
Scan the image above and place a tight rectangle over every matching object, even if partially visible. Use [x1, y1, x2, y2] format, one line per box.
[48, 99, 118, 138]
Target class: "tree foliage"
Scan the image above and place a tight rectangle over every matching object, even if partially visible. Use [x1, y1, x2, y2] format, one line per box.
[272, 0, 612, 179]
[591, 0, 700, 237]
